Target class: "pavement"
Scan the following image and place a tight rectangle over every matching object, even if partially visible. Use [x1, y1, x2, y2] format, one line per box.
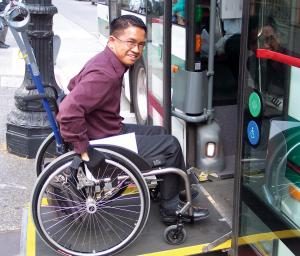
[0, 11, 105, 256]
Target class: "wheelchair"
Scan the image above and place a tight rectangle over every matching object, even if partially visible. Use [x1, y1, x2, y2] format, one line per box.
[31, 81, 198, 256]
[32, 139, 197, 256]
[31, 87, 199, 255]
[26, 55, 197, 256]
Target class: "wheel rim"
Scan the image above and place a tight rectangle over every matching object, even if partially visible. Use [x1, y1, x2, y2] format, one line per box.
[35, 133, 61, 176]
[36, 159, 146, 256]
[167, 229, 185, 244]
[136, 67, 148, 123]
[40, 147, 59, 170]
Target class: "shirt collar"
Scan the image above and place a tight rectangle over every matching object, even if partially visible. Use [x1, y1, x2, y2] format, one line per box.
[104, 46, 128, 77]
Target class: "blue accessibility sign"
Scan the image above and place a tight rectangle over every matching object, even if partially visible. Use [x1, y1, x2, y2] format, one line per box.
[247, 120, 260, 146]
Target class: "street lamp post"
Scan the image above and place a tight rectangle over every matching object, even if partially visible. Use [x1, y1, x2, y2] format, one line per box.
[6, 0, 59, 158]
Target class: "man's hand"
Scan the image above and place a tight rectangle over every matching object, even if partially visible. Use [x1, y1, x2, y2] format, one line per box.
[81, 151, 90, 162]
[82, 146, 107, 173]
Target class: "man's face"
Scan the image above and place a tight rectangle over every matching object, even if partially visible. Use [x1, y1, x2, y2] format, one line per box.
[261, 25, 280, 51]
[108, 26, 146, 66]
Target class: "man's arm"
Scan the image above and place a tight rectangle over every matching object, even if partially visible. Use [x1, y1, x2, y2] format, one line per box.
[57, 70, 112, 155]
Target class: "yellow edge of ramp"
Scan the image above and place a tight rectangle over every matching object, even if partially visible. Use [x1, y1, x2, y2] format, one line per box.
[140, 240, 232, 256]
[26, 207, 36, 256]
[25, 196, 300, 256]
[140, 229, 300, 256]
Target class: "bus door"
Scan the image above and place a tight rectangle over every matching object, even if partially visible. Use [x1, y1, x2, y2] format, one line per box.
[146, 0, 166, 127]
[117, 0, 147, 124]
[232, 0, 300, 255]
[146, 0, 226, 169]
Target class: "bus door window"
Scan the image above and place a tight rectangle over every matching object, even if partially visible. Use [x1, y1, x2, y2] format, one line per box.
[121, 0, 146, 14]
[248, 15, 289, 116]
[172, 0, 185, 26]
[236, 1, 300, 254]
[259, 19, 287, 104]
[206, 1, 242, 105]
[150, 0, 164, 17]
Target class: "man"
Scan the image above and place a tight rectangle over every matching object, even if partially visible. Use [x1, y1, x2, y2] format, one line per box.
[57, 15, 209, 223]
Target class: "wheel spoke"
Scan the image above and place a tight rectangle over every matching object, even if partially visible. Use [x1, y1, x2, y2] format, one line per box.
[100, 205, 140, 214]
[98, 207, 136, 230]
[33, 151, 149, 255]
[94, 211, 124, 241]
[44, 207, 86, 232]
[54, 209, 87, 243]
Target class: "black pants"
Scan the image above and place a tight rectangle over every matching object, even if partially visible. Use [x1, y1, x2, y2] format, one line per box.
[121, 123, 186, 201]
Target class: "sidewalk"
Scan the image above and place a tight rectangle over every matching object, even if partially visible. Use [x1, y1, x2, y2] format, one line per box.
[53, 13, 105, 91]
[0, 13, 104, 91]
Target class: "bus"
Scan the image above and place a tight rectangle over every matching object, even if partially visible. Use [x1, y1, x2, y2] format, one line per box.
[96, 0, 238, 167]
[95, 0, 300, 255]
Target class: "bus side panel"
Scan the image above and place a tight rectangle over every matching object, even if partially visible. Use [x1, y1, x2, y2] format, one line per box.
[121, 10, 146, 103]
[97, 3, 110, 46]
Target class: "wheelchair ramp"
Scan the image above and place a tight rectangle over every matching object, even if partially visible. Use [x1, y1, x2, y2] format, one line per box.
[22, 186, 231, 256]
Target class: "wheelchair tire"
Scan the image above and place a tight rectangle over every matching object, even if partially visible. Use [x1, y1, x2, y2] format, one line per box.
[35, 132, 61, 176]
[164, 225, 187, 245]
[32, 148, 150, 256]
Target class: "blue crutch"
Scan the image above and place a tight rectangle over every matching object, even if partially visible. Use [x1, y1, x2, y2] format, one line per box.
[0, 1, 64, 154]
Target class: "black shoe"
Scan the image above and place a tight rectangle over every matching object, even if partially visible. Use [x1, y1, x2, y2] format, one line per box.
[0, 42, 9, 49]
[160, 205, 209, 224]
[179, 184, 203, 207]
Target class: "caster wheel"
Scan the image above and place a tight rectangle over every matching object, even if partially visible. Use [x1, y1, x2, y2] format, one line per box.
[164, 225, 187, 245]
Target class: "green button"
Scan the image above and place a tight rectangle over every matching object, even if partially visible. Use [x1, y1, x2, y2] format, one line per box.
[248, 91, 262, 117]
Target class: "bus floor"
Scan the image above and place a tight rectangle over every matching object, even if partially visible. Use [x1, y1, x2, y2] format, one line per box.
[23, 179, 233, 256]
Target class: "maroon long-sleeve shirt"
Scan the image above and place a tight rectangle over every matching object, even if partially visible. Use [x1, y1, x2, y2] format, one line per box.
[56, 47, 128, 154]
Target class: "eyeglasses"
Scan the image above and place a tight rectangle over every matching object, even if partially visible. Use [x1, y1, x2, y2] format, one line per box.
[113, 36, 146, 50]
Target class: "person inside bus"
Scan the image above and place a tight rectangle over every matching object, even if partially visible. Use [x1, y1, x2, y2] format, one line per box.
[247, 15, 287, 113]
[57, 15, 209, 224]
[260, 16, 287, 98]
[172, 0, 185, 25]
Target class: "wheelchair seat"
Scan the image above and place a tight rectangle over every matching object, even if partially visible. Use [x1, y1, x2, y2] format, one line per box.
[99, 144, 167, 170]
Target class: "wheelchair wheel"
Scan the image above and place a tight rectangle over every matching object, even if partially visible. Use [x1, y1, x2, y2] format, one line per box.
[35, 132, 60, 176]
[164, 225, 187, 245]
[32, 148, 150, 256]
[35, 133, 71, 177]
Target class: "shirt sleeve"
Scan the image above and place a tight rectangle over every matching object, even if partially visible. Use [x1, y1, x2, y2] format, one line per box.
[57, 70, 113, 154]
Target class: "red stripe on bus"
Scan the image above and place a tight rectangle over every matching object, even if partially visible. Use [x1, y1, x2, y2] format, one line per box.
[151, 17, 163, 24]
[287, 160, 300, 175]
[148, 91, 164, 117]
[256, 49, 300, 68]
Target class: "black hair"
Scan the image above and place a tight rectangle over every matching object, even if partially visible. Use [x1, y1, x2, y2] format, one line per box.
[110, 15, 147, 36]
[249, 15, 278, 33]
[265, 16, 278, 32]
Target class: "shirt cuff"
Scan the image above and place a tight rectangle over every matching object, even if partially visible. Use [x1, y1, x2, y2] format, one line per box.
[72, 140, 90, 154]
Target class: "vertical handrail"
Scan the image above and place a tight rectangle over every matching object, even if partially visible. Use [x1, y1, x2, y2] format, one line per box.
[163, 0, 172, 133]
[207, 0, 217, 118]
